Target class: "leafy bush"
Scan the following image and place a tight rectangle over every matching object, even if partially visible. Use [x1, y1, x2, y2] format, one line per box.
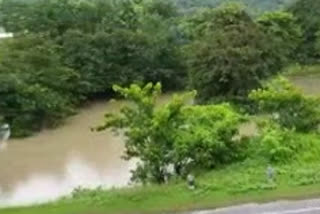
[249, 77, 320, 132]
[174, 104, 245, 169]
[97, 83, 244, 183]
[251, 121, 301, 163]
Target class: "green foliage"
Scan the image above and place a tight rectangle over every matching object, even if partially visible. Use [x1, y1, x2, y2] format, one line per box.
[289, 0, 320, 63]
[316, 31, 320, 57]
[249, 77, 320, 132]
[250, 121, 301, 163]
[257, 11, 302, 62]
[61, 27, 184, 94]
[174, 104, 245, 169]
[97, 83, 243, 183]
[0, 0, 114, 36]
[185, 3, 285, 102]
[0, 36, 78, 136]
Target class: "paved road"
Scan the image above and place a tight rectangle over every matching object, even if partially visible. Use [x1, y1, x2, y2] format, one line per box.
[189, 199, 320, 214]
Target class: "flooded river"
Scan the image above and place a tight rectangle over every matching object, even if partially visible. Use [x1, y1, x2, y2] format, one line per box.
[0, 100, 132, 207]
[0, 94, 174, 207]
[0, 74, 319, 207]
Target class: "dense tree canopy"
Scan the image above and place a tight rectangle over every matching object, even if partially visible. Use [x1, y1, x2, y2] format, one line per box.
[184, 4, 286, 103]
[0, 35, 78, 136]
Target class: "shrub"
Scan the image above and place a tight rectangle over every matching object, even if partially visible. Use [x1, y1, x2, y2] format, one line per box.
[249, 77, 320, 132]
[252, 121, 301, 163]
[174, 104, 245, 169]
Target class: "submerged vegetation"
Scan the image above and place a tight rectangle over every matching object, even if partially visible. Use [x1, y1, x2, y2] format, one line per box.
[2, 0, 320, 213]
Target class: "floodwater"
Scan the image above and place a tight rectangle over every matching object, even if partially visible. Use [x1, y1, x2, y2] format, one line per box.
[0, 99, 132, 207]
[0, 94, 174, 207]
[289, 74, 320, 95]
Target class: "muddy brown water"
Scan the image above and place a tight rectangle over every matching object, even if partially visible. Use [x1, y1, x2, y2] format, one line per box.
[289, 74, 320, 95]
[0, 75, 319, 207]
[0, 101, 130, 206]
[0, 95, 176, 207]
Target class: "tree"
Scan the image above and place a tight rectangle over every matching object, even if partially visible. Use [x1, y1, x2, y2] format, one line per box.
[185, 3, 284, 103]
[257, 11, 302, 62]
[97, 83, 243, 183]
[289, 0, 320, 63]
[0, 35, 79, 136]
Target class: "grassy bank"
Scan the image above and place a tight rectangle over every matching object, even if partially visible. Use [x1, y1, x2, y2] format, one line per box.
[3, 151, 320, 214]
